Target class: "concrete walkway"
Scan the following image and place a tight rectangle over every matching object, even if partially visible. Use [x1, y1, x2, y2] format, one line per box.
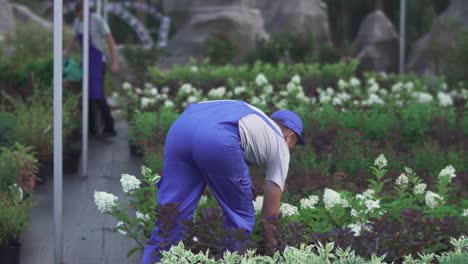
[20, 121, 143, 264]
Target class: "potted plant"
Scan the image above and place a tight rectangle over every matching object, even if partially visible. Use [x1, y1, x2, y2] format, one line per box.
[0, 192, 33, 264]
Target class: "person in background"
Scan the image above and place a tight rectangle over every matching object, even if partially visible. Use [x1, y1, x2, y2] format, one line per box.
[64, 0, 119, 137]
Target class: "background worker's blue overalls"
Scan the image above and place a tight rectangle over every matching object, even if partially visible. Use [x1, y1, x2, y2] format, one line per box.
[77, 32, 115, 135]
[142, 100, 283, 263]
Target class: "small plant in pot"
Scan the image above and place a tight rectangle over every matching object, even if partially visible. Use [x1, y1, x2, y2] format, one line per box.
[0, 191, 33, 264]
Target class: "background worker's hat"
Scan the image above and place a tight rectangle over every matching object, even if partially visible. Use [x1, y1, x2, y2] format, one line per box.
[271, 110, 305, 145]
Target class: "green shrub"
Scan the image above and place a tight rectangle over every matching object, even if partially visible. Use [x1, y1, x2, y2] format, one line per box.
[0, 147, 18, 193]
[332, 130, 371, 176]
[401, 104, 436, 143]
[0, 193, 33, 245]
[362, 107, 398, 140]
[202, 34, 238, 65]
[0, 112, 17, 147]
[122, 45, 161, 83]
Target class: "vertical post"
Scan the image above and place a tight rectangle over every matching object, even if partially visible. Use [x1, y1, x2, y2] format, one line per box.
[103, 0, 108, 22]
[399, 0, 407, 74]
[97, 0, 102, 16]
[53, 0, 63, 263]
[82, 0, 90, 177]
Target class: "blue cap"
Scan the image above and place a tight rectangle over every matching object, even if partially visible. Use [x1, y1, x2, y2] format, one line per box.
[271, 110, 305, 145]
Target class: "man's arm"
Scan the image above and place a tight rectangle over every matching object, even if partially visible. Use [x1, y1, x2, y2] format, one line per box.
[261, 180, 282, 255]
[105, 34, 119, 72]
[63, 37, 78, 57]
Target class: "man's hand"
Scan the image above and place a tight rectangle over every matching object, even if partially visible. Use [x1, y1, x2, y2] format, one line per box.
[111, 61, 119, 73]
[261, 180, 282, 255]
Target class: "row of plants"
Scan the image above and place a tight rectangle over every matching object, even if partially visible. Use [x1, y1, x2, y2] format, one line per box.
[92, 155, 467, 263]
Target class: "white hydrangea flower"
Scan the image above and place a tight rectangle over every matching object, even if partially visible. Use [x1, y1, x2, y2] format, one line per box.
[438, 165, 456, 181]
[253, 196, 263, 213]
[374, 154, 388, 169]
[162, 87, 170, 94]
[326, 87, 335, 96]
[367, 78, 376, 85]
[363, 189, 375, 198]
[378, 89, 388, 96]
[437, 92, 453, 107]
[199, 195, 208, 206]
[367, 94, 384, 105]
[112, 92, 119, 99]
[120, 174, 141, 193]
[251, 96, 261, 105]
[365, 199, 380, 213]
[395, 173, 409, 187]
[140, 97, 155, 109]
[350, 209, 359, 218]
[234, 86, 246, 95]
[425, 191, 443, 209]
[413, 92, 433, 104]
[337, 92, 351, 101]
[462, 209, 468, 217]
[350, 77, 361, 87]
[187, 95, 198, 103]
[208, 87, 226, 98]
[391, 82, 403, 93]
[136, 88, 143, 94]
[347, 223, 362, 236]
[353, 100, 360, 106]
[340, 198, 350, 208]
[291, 75, 301, 85]
[116, 221, 127, 235]
[319, 93, 332, 104]
[255, 73, 268, 86]
[414, 183, 427, 195]
[136, 211, 150, 222]
[122, 82, 132, 90]
[9, 184, 23, 201]
[164, 100, 174, 108]
[263, 85, 273, 94]
[368, 83, 379, 94]
[280, 90, 289, 97]
[94, 191, 118, 213]
[332, 97, 342, 106]
[275, 99, 288, 109]
[190, 66, 198, 72]
[338, 79, 348, 90]
[404, 167, 414, 174]
[179, 84, 193, 94]
[404, 82, 414, 91]
[323, 188, 342, 210]
[149, 88, 158, 96]
[280, 203, 299, 216]
[300, 195, 319, 210]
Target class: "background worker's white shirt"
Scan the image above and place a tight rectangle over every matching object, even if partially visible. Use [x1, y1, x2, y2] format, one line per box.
[238, 113, 290, 191]
[73, 13, 111, 54]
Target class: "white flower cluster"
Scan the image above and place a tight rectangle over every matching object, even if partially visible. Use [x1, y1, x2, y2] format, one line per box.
[463, 209, 468, 217]
[438, 165, 456, 182]
[395, 173, 409, 187]
[199, 195, 208, 206]
[374, 154, 388, 169]
[425, 191, 443, 209]
[412, 92, 433, 104]
[299, 195, 319, 210]
[253, 196, 263, 213]
[136, 211, 150, 222]
[234, 86, 246, 95]
[362, 94, 384, 106]
[255, 73, 268, 86]
[323, 188, 348, 210]
[9, 184, 23, 201]
[414, 183, 427, 195]
[94, 191, 118, 213]
[437, 92, 453, 107]
[207, 87, 226, 98]
[347, 222, 371, 237]
[116, 221, 127, 235]
[280, 203, 299, 216]
[120, 174, 141, 193]
[354, 189, 380, 215]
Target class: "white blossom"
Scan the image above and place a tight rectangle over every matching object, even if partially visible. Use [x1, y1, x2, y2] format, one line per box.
[140, 97, 155, 109]
[193, 236, 199, 243]
[368, 83, 379, 94]
[162, 87, 170, 94]
[120, 174, 141, 193]
[234, 86, 246, 95]
[350, 77, 361, 87]
[332, 97, 342, 106]
[275, 99, 288, 109]
[367, 78, 376, 85]
[9, 184, 23, 201]
[347, 223, 362, 236]
[364, 94, 384, 105]
[263, 85, 273, 94]
[136, 88, 143, 94]
[291, 75, 301, 85]
[323, 188, 342, 210]
[179, 84, 193, 95]
[365, 199, 380, 213]
[413, 92, 433, 104]
[280, 203, 299, 216]
[199, 195, 208, 206]
[404, 82, 414, 91]
[374, 154, 388, 169]
[463, 209, 468, 217]
[341, 199, 350, 208]
[136, 211, 150, 222]
[437, 92, 453, 107]
[351, 209, 359, 218]
[251, 96, 261, 105]
[187, 95, 198, 103]
[253, 196, 263, 213]
[338, 79, 348, 90]
[116, 221, 127, 235]
[94, 191, 118, 213]
[164, 100, 174, 108]
[190, 66, 198, 72]
[149, 88, 158, 96]
[391, 82, 403, 93]
[122, 82, 132, 90]
[438, 165, 456, 181]
[395, 173, 409, 187]
[255, 73, 268, 86]
[326, 87, 335, 96]
[425, 191, 443, 209]
[300, 195, 319, 210]
[208, 87, 226, 98]
[414, 183, 427, 195]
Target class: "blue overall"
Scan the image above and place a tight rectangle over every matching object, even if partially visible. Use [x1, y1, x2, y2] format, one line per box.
[142, 100, 282, 263]
[77, 34, 105, 99]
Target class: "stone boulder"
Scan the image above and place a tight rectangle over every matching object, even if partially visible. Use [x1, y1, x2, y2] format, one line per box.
[168, 5, 267, 58]
[259, 0, 331, 42]
[351, 10, 399, 73]
[407, 0, 468, 75]
[0, 0, 15, 38]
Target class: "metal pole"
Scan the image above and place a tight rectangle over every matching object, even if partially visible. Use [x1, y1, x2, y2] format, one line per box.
[82, 0, 90, 177]
[97, 0, 102, 16]
[53, 0, 63, 263]
[399, 0, 407, 74]
[103, 0, 108, 22]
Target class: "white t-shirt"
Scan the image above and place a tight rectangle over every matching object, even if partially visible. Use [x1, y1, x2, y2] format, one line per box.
[239, 112, 290, 191]
[73, 13, 111, 54]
